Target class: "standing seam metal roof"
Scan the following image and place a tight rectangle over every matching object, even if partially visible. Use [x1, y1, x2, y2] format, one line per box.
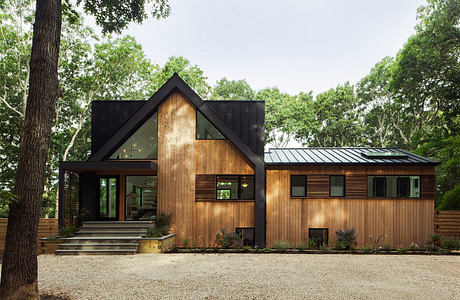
[264, 148, 439, 165]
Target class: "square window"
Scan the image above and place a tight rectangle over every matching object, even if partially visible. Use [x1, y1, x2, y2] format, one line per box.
[330, 176, 345, 197]
[291, 175, 307, 197]
[216, 175, 254, 200]
[308, 228, 328, 247]
[236, 227, 255, 247]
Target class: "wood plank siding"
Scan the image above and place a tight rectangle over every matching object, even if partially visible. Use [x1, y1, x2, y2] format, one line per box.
[157, 92, 254, 247]
[266, 166, 435, 248]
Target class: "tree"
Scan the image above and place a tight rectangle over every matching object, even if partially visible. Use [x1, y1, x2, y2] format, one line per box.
[0, 0, 170, 298]
[148, 56, 210, 98]
[308, 83, 364, 147]
[211, 77, 255, 100]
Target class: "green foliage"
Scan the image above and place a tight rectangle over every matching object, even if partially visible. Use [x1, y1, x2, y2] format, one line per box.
[215, 228, 242, 249]
[335, 228, 357, 250]
[409, 242, 420, 251]
[211, 78, 255, 100]
[382, 243, 392, 252]
[307, 238, 318, 249]
[147, 212, 172, 237]
[296, 242, 307, 251]
[146, 227, 165, 238]
[242, 246, 252, 252]
[397, 248, 407, 254]
[361, 245, 373, 254]
[58, 225, 77, 238]
[273, 240, 290, 252]
[80, 0, 171, 34]
[437, 182, 460, 210]
[441, 237, 460, 250]
[319, 244, 330, 252]
[183, 238, 189, 249]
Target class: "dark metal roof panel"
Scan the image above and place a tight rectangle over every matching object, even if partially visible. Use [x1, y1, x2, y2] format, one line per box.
[264, 148, 439, 166]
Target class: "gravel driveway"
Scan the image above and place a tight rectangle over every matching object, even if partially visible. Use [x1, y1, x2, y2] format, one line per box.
[33, 254, 460, 299]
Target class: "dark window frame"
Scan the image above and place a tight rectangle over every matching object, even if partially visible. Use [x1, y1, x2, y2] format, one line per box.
[290, 175, 307, 198]
[96, 175, 120, 221]
[216, 175, 255, 201]
[308, 228, 328, 247]
[367, 175, 421, 198]
[235, 227, 255, 247]
[329, 175, 346, 197]
[196, 110, 226, 140]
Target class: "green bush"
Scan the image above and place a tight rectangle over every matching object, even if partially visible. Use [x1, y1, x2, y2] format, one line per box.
[183, 238, 190, 249]
[382, 243, 392, 252]
[334, 241, 348, 250]
[437, 182, 460, 210]
[335, 228, 357, 250]
[146, 227, 165, 238]
[273, 240, 290, 252]
[319, 244, 330, 252]
[296, 242, 307, 251]
[307, 238, 318, 249]
[397, 248, 407, 254]
[441, 237, 460, 250]
[362, 245, 373, 254]
[58, 225, 77, 238]
[263, 247, 271, 253]
[242, 246, 252, 252]
[215, 228, 242, 249]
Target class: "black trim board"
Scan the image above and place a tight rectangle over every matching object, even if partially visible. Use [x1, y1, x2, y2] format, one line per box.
[60, 161, 157, 172]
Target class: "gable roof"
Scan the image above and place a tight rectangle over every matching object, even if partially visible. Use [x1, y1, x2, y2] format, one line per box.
[88, 73, 264, 167]
[264, 148, 439, 165]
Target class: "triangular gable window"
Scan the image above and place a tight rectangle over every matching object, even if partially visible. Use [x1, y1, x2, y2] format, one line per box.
[196, 111, 226, 140]
[109, 112, 158, 159]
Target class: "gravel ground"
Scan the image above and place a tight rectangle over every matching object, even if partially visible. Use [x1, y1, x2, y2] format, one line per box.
[31, 254, 460, 299]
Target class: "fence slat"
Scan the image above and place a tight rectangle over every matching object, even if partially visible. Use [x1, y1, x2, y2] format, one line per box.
[434, 210, 460, 238]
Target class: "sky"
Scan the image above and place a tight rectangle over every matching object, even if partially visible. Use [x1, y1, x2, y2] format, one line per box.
[122, 0, 427, 95]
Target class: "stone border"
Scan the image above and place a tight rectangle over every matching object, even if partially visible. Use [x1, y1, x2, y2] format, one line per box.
[138, 234, 176, 253]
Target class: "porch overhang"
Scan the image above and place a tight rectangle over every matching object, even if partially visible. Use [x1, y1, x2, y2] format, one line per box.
[59, 161, 157, 172]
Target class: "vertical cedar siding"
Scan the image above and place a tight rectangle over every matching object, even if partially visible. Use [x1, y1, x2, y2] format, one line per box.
[266, 165, 436, 248]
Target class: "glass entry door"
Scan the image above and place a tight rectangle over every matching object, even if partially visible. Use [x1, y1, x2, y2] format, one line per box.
[97, 176, 119, 220]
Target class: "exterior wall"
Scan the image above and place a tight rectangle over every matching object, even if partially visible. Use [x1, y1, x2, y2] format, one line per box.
[266, 165, 435, 248]
[157, 91, 255, 247]
[0, 218, 58, 255]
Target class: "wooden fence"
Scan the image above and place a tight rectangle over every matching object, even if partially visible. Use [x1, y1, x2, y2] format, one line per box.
[434, 210, 460, 238]
[0, 218, 59, 256]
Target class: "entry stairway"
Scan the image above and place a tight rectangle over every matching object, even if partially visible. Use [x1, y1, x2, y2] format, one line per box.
[55, 221, 152, 255]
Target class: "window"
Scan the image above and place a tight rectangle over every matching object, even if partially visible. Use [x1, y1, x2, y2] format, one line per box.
[367, 176, 420, 198]
[125, 176, 157, 221]
[216, 175, 254, 200]
[309, 228, 328, 247]
[291, 175, 307, 197]
[109, 112, 158, 160]
[330, 175, 345, 197]
[196, 111, 225, 140]
[236, 227, 255, 247]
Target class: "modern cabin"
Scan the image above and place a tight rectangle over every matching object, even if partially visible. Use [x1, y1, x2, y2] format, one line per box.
[59, 74, 438, 248]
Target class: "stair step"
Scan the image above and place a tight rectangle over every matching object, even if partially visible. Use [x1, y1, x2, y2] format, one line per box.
[59, 243, 138, 250]
[75, 231, 147, 236]
[62, 236, 142, 241]
[83, 221, 151, 225]
[81, 225, 152, 229]
[55, 249, 137, 255]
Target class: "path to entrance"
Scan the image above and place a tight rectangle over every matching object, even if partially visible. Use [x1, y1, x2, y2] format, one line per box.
[33, 254, 460, 299]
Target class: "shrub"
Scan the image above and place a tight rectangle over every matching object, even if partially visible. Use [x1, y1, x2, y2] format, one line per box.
[437, 182, 460, 210]
[426, 233, 442, 251]
[183, 238, 190, 249]
[154, 212, 172, 236]
[307, 238, 318, 249]
[263, 247, 271, 253]
[334, 241, 348, 250]
[273, 240, 290, 252]
[362, 245, 373, 254]
[409, 242, 419, 251]
[215, 228, 242, 249]
[146, 227, 165, 238]
[335, 228, 357, 250]
[382, 243, 392, 252]
[319, 244, 330, 252]
[58, 225, 77, 238]
[296, 242, 307, 251]
[397, 248, 407, 254]
[242, 246, 252, 252]
[441, 237, 460, 250]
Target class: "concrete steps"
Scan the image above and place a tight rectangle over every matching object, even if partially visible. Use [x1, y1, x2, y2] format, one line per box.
[55, 221, 152, 255]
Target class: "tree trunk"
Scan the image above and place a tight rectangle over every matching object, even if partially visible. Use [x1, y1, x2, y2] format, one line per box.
[0, 1, 61, 299]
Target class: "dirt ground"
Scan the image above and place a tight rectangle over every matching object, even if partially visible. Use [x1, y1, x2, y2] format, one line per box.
[32, 253, 460, 299]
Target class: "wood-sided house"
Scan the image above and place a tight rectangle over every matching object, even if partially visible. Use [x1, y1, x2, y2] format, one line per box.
[59, 74, 438, 248]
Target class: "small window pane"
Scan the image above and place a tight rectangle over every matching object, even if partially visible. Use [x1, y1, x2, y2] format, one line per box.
[386, 176, 397, 197]
[291, 175, 306, 197]
[330, 176, 345, 197]
[236, 227, 255, 247]
[397, 177, 410, 197]
[240, 176, 254, 200]
[374, 177, 386, 197]
[367, 176, 374, 197]
[197, 111, 225, 139]
[217, 176, 239, 200]
[309, 228, 328, 247]
[409, 176, 420, 198]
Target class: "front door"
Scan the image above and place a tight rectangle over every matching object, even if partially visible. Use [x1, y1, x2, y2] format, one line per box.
[97, 176, 119, 220]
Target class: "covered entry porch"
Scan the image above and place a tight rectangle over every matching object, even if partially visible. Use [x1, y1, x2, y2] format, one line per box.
[58, 161, 157, 228]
